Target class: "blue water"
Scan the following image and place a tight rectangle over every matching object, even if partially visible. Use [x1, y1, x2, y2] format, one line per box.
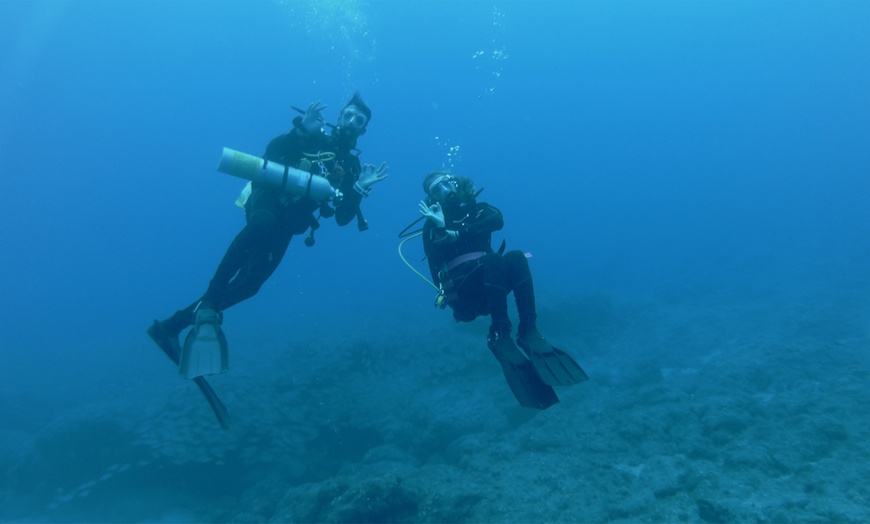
[2, 1, 869, 522]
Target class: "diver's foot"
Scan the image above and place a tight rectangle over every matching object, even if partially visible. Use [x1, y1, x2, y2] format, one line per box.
[147, 320, 182, 366]
[517, 330, 589, 387]
[516, 329, 553, 355]
[487, 331, 527, 366]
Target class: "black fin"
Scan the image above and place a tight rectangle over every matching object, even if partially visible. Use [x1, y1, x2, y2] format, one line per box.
[488, 336, 559, 409]
[518, 332, 589, 387]
[148, 321, 231, 429]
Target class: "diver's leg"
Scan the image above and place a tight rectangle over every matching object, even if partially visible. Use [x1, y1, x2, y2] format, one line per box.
[483, 255, 519, 364]
[210, 231, 292, 312]
[200, 203, 292, 312]
[482, 254, 512, 337]
[148, 207, 277, 365]
[156, 302, 197, 338]
[156, 220, 270, 341]
[506, 250, 588, 386]
[148, 223, 252, 376]
[505, 250, 537, 338]
[200, 203, 274, 304]
[198, 227, 254, 310]
[480, 254, 559, 409]
[175, 215, 291, 379]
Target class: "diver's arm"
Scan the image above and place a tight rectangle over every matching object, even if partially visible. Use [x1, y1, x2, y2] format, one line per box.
[334, 188, 362, 226]
[262, 133, 291, 161]
[335, 162, 388, 226]
[334, 157, 363, 226]
[454, 202, 504, 237]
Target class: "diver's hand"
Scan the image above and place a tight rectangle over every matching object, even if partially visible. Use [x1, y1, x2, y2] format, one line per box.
[358, 162, 389, 190]
[301, 100, 327, 133]
[419, 201, 446, 229]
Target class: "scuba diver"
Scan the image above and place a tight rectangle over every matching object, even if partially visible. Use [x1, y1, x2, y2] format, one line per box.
[147, 93, 388, 428]
[416, 171, 587, 409]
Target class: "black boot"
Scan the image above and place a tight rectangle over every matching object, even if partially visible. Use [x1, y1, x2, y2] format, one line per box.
[515, 312, 589, 387]
[147, 302, 197, 366]
[515, 313, 544, 350]
[487, 321, 522, 365]
[162, 303, 197, 337]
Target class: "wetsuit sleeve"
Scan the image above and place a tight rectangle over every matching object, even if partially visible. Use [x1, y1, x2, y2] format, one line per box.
[262, 134, 290, 161]
[334, 156, 363, 227]
[456, 202, 504, 237]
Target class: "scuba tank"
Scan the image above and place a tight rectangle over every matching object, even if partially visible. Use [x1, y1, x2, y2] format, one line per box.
[217, 147, 340, 203]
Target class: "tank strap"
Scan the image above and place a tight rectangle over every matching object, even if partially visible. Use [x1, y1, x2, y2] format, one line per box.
[446, 251, 487, 271]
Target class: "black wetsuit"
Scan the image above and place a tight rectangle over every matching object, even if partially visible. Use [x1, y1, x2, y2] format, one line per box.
[160, 120, 365, 335]
[422, 199, 538, 337]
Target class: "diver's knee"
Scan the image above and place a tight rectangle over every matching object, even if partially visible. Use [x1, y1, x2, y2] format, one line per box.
[504, 250, 527, 264]
[505, 250, 531, 272]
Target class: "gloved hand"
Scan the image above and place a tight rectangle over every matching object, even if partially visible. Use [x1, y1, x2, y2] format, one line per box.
[419, 200, 445, 229]
[357, 162, 389, 191]
[301, 100, 327, 133]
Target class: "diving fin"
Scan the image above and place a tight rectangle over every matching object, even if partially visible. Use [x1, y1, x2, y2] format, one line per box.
[488, 335, 559, 410]
[147, 320, 231, 429]
[517, 331, 589, 387]
[179, 308, 229, 379]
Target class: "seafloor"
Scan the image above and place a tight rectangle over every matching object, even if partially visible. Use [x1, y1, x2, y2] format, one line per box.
[2, 270, 868, 523]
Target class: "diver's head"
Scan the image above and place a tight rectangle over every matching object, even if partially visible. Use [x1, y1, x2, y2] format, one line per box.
[423, 170, 468, 206]
[336, 92, 371, 139]
[423, 170, 457, 204]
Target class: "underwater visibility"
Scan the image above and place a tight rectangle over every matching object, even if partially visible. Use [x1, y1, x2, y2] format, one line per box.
[2, 1, 869, 522]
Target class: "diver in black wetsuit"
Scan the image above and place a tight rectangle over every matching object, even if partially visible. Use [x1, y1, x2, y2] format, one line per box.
[418, 171, 587, 409]
[148, 93, 387, 388]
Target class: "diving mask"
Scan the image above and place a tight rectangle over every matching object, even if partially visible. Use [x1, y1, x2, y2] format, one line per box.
[338, 107, 368, 130]
[428, 175, 458, 204]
